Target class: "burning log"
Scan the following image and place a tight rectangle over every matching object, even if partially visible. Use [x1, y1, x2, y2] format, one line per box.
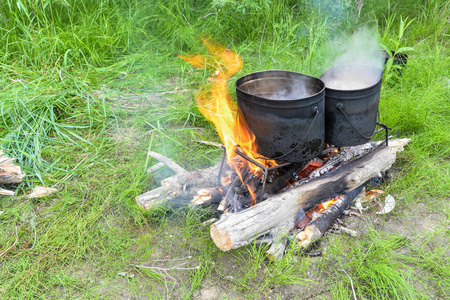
[210, 139, 410, 251]
[192, 186, 229, 205]
[296, 186, 365, 249]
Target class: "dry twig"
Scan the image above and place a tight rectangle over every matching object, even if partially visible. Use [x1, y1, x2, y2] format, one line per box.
[195, 140, 225, 149]
[146, 162, 165, 174]
[148, 151, 187, 175]
[338, 269, 357, 300]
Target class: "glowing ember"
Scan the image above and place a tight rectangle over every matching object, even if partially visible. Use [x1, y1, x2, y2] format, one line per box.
[317, 196, 341, 213]
[178, 38, 279, 203]
[296, 196, 342, 228]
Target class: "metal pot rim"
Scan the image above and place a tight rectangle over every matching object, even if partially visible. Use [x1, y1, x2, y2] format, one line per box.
[235, 70, 325, 105]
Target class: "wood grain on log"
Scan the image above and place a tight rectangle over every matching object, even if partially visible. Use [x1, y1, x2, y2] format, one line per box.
[210, 139, 410, 251]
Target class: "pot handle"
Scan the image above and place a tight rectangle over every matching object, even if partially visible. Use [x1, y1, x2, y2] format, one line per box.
[255, 106, 320, 161]
[336, 103, 373, 140]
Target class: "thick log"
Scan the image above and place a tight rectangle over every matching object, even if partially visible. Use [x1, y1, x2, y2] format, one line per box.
[296, 186, 365, 248]
[210, 139, 410, 251]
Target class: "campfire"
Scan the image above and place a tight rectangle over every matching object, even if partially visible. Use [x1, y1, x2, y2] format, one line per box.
[137, 39, 410, 260]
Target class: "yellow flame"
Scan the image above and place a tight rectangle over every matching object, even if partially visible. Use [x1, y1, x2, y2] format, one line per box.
[178, 38, 277, 204]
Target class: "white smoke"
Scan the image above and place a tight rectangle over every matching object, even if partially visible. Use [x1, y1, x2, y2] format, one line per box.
[331, 26, 384, 70]
[321, 26, 385, 90]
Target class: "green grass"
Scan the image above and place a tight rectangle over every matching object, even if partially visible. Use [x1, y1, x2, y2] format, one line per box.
[0, 0, 449, 298]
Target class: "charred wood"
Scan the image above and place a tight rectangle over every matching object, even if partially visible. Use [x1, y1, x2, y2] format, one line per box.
[210, 139, 410, 251]
[192, 186, 230, 205]
[296, 186, 365, 248]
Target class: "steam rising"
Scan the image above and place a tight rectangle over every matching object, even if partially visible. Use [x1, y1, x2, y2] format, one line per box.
[321, 27, 384, 90]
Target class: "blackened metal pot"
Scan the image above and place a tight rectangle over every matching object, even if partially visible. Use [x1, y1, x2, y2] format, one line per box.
[320, 64, 383, 146]
[235, 70, 325, 163]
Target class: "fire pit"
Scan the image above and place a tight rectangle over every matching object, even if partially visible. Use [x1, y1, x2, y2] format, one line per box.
[138, 39, 407, 261]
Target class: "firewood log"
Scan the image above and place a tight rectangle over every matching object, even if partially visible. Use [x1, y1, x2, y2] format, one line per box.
[296, 186, 364, 248]
[136, 162, 222, 209]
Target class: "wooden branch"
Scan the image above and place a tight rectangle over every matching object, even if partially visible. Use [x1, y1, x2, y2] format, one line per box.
[0, 151, 25, 184]
[195, 140, 225, 149]
[160, 162, 221, 189]
[146, 162, 165, 174]
[210, 139, 410, 251]
[136, 186, 197, 210]
[136, 162, 223, 209]
[148, 151, 187, 175]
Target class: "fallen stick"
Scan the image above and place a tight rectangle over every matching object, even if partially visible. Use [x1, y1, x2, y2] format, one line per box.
[195, 140, 225, 149]
[146, 162, 165, 174]
[148, 151, 187, 175]
[210, 139, 410, 251]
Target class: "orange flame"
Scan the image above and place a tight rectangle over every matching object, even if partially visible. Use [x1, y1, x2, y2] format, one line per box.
[317, 196, 342, 213]
[178, 38, 277, 178]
